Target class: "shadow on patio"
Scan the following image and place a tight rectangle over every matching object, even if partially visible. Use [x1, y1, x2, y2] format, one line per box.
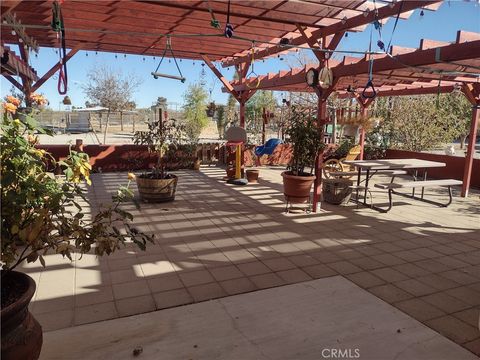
[21, 167, 480, 356]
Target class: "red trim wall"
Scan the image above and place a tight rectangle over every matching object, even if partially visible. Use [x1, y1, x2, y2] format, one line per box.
[38, 144, 159, 172]
[386, 149, 480, 188]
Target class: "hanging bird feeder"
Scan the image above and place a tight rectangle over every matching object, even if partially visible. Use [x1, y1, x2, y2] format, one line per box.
[151, 36, 186, 82]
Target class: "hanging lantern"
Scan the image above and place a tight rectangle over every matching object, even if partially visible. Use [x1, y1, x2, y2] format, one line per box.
[62, 96, 72, 105]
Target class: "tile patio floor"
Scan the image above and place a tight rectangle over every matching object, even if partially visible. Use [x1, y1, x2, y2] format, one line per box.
[20, 167, 480, 356]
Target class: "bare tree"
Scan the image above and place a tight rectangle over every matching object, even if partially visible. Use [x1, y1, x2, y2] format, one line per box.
[83, 64, 141, 144]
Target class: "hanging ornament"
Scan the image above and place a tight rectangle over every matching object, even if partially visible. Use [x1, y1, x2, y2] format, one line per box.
[200, 63, 207, 86]
[345, 32, 349, 38]
[420, 9, 425, 17]
[224, 0, 234, 38]
[62, 96, 72, 105]
[225, 23, 234, 38]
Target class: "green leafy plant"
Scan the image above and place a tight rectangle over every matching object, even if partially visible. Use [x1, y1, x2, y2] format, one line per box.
[284, 106, 325, 175]
[1, 96, 154, 272]
[133, 116, 187, 178]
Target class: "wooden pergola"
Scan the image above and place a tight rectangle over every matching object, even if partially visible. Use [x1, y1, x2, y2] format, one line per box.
[1, 0, 479, 209]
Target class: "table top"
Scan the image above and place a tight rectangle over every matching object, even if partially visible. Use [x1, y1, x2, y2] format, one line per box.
[343, 158, 446, 170]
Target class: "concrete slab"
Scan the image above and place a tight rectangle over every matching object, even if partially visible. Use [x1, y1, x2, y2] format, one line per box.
[40, 276, 478, 360]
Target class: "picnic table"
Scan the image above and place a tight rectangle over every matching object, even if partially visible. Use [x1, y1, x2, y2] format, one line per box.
[343, 158, 449, 211]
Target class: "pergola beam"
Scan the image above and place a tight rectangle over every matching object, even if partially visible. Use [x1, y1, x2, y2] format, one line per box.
[3, 75, 23, 91]
[222, 0, 440, 67]
[140, 0, 325, 30]
[201, 54, 240, 101]
[31, 48, 79, 93]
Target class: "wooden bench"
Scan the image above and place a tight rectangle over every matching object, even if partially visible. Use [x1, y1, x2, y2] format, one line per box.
[374, 179, 463, 212]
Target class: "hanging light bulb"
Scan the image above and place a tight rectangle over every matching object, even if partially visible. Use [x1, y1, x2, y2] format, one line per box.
[420, 9, 425, 17]
[341, 16, 348, 24]
[11, 30, 16, 36]
[124, 54, 127, 58]
[95, 51, 98, 55]
[345, 32, 349, 38]
[115, 54, 117, 58]
[364, 8, 370, 17]
[143, 57, 145, 61]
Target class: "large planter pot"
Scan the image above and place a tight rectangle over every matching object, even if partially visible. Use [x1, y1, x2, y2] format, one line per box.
[136, 174, 178, 202]
[281, 171, 316, 204]
[1, 271, 43, 360]
[246, 169, 260, 183]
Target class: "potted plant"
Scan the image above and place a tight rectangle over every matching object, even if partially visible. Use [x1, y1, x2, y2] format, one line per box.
[1, 95, 154, 360]
[133, 115, 186, 202]
[282, 106, 325, 205]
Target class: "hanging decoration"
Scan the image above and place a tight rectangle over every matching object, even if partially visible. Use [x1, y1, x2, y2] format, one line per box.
[62, 95, 72, 105]
[51, 1, 68, 95]
[206, 102, 216, 117]
[206, 0, 220, 29]
[362, 25, 377, 99]
[199, 63, 207, 86]
[151, 36, 186, 82]
[246, 42, 261, 89]
[224, 0, 234, 38]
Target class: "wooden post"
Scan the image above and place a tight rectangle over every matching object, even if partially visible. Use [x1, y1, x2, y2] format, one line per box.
[312, 97, 327, 213]
[240, 99, 246, 128]
[120, 111, 124, 131]
[262, 107, 267, 144]
[75, 139, 84, 152]
[462, 105, 479, 197]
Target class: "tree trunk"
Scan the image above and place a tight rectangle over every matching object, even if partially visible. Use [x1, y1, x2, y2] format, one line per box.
[460, 135, 467, 149]
[103, 110, 110, 144]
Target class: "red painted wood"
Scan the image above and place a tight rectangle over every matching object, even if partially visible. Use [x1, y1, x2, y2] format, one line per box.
[462, 106, 479, 197]
[313, 98, 327, 212]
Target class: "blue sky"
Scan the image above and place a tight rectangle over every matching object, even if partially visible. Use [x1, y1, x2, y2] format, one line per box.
[1, 1, 479, 110]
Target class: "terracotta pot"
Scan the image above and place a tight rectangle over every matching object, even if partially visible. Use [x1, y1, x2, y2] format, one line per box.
[136, 174, 178, 202]
[246, 169, 260, 183]
[226, 167, 236, 179]
[1, 271, 43, 360]
[281, 171, 316, 204]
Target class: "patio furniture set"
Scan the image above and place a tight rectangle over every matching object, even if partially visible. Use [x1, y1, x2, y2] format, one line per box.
[341, 159, 462, 212]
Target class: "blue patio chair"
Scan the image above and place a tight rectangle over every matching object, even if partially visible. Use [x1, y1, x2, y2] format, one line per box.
[255, 138, 282, 157]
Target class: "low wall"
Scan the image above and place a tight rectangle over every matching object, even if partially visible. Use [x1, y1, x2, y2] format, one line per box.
[386, 149, 479, 188]
[37, 144, 196, 172]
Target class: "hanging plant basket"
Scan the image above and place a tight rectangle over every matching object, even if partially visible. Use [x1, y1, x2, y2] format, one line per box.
[206, 102, 216, 117]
